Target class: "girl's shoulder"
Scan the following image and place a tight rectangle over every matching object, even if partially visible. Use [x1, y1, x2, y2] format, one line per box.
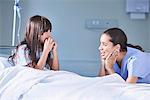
[127, 47, 144, 57]
[127, 47, 150, 57]
[17, 44, 30, 55]
[127, 47, 150, 65]
[18, 44, 29, 50]
[127, 47, 141, 53]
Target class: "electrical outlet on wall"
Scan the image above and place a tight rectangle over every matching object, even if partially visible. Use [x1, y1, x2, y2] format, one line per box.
[85, 19, 118, 29]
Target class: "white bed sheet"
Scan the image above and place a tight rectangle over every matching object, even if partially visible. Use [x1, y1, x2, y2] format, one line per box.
[0, 57, 11, 70]
[0, 66, 150, 100]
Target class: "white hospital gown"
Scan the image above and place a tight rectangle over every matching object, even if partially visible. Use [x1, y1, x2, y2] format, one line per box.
[13, 44, 31, 66]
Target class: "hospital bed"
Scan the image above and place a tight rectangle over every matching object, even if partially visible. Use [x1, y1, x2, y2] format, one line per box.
[0, 46, 150, 100]
[0, 45, 16, 57]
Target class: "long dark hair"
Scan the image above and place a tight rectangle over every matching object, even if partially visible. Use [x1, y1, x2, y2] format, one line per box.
[9, 15, 52, 66]
[103, 28, 144, 52]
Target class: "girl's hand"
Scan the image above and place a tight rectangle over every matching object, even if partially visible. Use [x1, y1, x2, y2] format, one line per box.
[105, 49, 119, 71]
[52, 41, 58, 53]
[43, 37, 55, 54]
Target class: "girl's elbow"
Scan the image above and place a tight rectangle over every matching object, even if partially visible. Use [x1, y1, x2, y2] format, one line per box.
[126, 77, 138, 83]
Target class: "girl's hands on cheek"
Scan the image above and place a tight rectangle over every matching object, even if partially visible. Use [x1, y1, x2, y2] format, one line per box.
[105, 49, 119, 70]
[43, 37, 55, 54]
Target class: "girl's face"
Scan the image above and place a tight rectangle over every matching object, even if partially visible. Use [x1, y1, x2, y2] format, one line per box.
[40, 30, 51, 44]
[98, 34, 116, 60]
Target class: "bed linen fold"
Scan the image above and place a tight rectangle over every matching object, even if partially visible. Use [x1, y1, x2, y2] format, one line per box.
[0, 66, 149, 100]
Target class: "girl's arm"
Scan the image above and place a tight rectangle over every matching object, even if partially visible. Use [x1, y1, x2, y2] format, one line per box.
[51, 51, 59, 70]
[99, 60, 106, 76]
[126, 76, 138, 83]
[48, 41, 59, 70]
[36, 37, 55, 70]
[36, 50, 49, 70]
[48, 52, 59, 71]
[51, 42, 59, 70]
[99, 60, 111, 76]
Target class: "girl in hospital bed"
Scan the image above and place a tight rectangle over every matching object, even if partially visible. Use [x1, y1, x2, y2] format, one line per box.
[98, 28, 150, 84]
[9, 15, 59, 71]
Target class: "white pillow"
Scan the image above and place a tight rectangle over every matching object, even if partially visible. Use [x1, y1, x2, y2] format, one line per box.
[0, 57, 12, 70]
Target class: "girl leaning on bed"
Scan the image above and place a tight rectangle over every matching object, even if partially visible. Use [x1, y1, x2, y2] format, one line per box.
[9, 15, 59, 71]
[98, 28, 150, 84]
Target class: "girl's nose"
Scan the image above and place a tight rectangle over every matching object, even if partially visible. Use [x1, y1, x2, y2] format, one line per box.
[98, 46, 101, 51]
[98, 45, 103, 51]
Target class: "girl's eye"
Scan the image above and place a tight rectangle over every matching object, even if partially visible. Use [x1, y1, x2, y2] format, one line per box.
[100, 42, 107, 47]
[102, 42, 107, 46]
[41, 32, 44, 35]
[104, 43, 107, 46]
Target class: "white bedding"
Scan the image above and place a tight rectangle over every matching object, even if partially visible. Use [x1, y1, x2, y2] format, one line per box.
[0, 66, 150, 100]
[0, 57, 11, 70]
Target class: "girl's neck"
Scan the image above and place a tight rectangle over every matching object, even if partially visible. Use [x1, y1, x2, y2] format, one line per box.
[116, 51, 127, 67]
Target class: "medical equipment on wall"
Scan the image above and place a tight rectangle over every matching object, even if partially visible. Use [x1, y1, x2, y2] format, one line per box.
[12, 0, 21, 47]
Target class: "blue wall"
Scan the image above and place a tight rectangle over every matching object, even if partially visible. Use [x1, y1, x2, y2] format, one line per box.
[0, 0, 150, 76]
